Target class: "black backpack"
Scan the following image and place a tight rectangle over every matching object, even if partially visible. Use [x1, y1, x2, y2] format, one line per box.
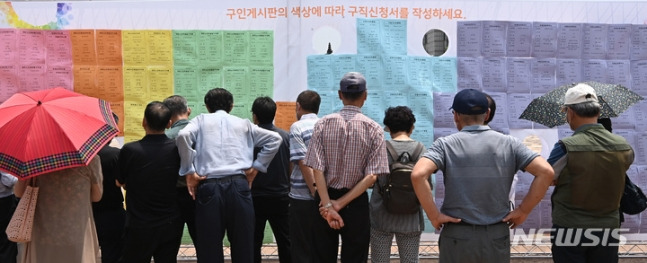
[380, 141, 425, 214]
[620, 175, 647, 215]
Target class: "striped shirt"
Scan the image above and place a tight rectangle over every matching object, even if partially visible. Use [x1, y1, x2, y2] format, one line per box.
[305, 105, 389, 189]
[288, 113, 318, 200]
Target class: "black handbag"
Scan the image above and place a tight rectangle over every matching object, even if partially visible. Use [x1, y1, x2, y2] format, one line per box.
[620, 175, 647, 215]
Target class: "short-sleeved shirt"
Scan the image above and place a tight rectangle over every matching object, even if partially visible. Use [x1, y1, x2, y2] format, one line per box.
[370, 139, 427, 233]
[289, 113, 318, 200]
[305, 106, 389, 189]
[424, 125, 538, 225]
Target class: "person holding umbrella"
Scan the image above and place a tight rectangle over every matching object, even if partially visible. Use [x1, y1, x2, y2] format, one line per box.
[547, 83, 634, 263]
[14, 155, 103, 263]
[0, 88, 120, 263]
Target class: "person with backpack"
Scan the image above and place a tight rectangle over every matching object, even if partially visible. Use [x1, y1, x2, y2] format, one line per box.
[369, 106, 426, 263]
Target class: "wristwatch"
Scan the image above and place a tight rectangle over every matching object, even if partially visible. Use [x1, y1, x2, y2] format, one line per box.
[323, 202, 333, 209]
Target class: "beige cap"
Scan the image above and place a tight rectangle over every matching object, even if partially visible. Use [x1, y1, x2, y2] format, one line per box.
[564, 83, 598, 105]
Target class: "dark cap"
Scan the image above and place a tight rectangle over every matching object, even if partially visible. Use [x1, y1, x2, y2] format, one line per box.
[450, 89, 489, 115]
[339, 72, 367, 93]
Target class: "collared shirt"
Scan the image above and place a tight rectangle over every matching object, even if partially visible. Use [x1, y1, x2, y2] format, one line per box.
[305, 105, 389, 189]
[288, 113, 318, 200]
[166, 119, 190, 187]
[424, 125, 539, 225]
[165, 119, 190, 139]
[0, 172, 17, 198]
[176, 110, 282, 178]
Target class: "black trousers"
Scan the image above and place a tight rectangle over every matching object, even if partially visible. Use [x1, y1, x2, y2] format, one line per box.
[289, 198, 318, 263]
[94, 207, 126, 263]
[253, 195, 291, 263]
[119, 218, 184, 263]
[0, 195, 17, 263]
[177, 187, 197, 245]
[313, 189, 370, 263]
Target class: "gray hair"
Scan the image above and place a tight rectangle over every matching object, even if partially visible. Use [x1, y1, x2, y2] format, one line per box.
[565, 101, 600, 118]
[163, 95, 189, 115]
[458, 112, 487, 124]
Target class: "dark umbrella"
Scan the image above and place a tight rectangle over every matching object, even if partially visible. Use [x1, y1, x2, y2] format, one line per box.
[519, 81, 644, 128]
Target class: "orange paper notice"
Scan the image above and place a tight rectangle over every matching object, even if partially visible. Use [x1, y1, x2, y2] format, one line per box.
[275, 101, 297, 132]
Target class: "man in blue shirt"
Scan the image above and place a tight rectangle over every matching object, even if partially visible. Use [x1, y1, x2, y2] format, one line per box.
[176, 88, 282, 263]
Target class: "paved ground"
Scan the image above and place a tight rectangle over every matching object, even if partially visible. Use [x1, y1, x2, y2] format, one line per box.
[175, 241, 647, 262]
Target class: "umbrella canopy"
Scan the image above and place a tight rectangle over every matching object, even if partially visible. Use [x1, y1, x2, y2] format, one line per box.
[519, 81, 644, 128]
[0, 88, 119, 179]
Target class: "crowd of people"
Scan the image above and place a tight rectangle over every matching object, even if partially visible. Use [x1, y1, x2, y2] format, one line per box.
[0, 72, 635, 263]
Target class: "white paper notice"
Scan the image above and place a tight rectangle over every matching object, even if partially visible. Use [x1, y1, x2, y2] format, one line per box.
[433, 92, 456, 128]
[607, 24, 632, 60]
[506, 22, 532, 57]
[482, 58, 507, 92]
[482, 21, 507, 57]
[506, 58, 532, 93]
[582, 59, 608, 83]
[606, 60, 632, 89]
[633, 100, 647, 131]
[531, 58, 556, 93]
[582, 24, 607, 59]
[556, 59, 582, 86]
[507, 93, 534, 129]
[557, 23, 583, 59]
[631, 25, 647, 60]
[532, 22, 558, 58]
[486, 92, 509, 131]
[457, 21, 482, 57]
[631, 60, 647, 95]
[457, 57, 482, 90]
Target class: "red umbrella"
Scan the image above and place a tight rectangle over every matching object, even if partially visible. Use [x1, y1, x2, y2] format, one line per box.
[0, 87, 119, 179]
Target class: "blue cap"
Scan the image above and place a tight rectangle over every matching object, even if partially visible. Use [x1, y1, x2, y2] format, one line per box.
[450, 89, 488, 115]
[339, 72, 367, 93]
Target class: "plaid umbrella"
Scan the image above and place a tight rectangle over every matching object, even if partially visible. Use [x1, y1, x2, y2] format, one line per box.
[519, 81, 644, 128]
[0, 88, 119, 179]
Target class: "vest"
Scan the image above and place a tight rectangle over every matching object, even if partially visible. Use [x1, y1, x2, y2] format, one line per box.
[552, 125, 633, 228]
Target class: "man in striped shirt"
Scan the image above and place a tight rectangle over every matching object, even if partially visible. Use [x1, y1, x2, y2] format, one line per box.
[288, 90, 320, 263]
[305, 72, 390, 263]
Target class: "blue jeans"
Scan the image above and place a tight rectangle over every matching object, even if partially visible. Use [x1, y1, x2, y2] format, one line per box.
[195, 175, 254, 263]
